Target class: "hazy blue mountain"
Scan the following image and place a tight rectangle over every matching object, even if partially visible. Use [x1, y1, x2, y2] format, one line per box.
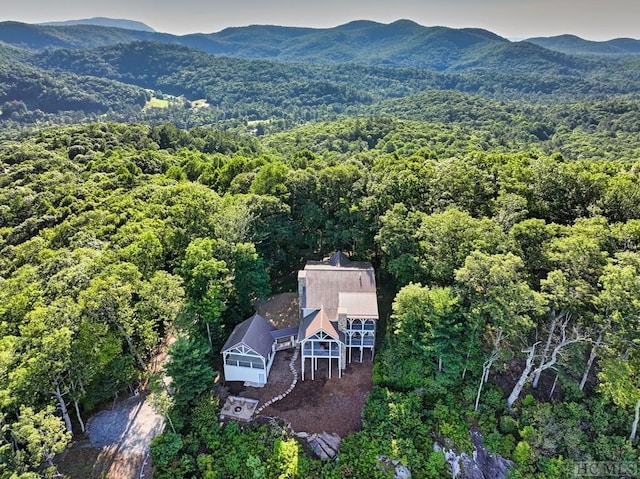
[183, 20, 513, 68]
[4, 19, 640, 67]
[0, 19, 557, 70]
[0, 21, 172, 50]
[213, 23, 318, 43]
[40, 17, 156, 32]
[453, 40, 586, 74]
[526, 34, 640, 55]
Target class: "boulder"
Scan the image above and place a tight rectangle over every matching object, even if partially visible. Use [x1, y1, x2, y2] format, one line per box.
[319, 432, 341, 451]
[435, 429, 513, 479]
[378, 456, 412, 479]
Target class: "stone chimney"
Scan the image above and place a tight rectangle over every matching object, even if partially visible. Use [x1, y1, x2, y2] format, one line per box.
[297, 271, 306, 302]
[338, 307, 348, 370]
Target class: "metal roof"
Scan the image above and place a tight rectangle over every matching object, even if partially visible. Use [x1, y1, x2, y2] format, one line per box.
[270, 326, 299, 340]
[338, 292, 379, 318]
[221, 313, 276, 359]
[301, 252, 377, 321]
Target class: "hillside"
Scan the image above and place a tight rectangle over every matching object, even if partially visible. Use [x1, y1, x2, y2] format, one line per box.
[0, 21, 173, 50]
[0, 35, 636, 136]
[527, 34, 640, 55]
[190, 20, 512, 69]
[0, 47, 148, 118]
[0, 19, 632, 70]
[0, 20, 637, 150]
[40, 17, 156, 32]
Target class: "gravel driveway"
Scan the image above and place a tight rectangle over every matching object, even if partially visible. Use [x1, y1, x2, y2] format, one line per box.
[87, 392, 164, 457]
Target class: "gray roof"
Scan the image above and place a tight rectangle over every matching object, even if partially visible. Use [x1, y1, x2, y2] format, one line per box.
[305, 251, 372, 270]
[221, 313, 275, 359]
[327, 251, 352, 267]
[301, 252, 377, 321]
[270, 326, 299, 340]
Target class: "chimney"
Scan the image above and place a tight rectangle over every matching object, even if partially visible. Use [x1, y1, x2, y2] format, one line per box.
[338, 307, 348, 370]
[297, 271, 306, 301]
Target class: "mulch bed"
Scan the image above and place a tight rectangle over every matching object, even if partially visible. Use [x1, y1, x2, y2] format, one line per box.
[263, 357, 373, 437]
[226, 349, 373, 437]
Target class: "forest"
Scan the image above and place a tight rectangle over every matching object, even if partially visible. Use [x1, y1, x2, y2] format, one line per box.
[1, 20, 640, 479]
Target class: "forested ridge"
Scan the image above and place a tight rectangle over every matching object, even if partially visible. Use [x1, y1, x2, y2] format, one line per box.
[2, 19, 640, 61]
[1, 19, 640, 479]
[2, 20, 640, 130]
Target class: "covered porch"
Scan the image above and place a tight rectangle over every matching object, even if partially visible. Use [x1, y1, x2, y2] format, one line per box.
[300, 330, 343, 380]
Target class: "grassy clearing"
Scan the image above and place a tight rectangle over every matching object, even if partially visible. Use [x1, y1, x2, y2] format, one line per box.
[144, 97, 170, 109]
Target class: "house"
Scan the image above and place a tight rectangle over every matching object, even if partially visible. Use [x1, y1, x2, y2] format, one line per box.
[221, 252, 379, 384]
[298, 251, 378, 380]
[221, 313, 278, 385]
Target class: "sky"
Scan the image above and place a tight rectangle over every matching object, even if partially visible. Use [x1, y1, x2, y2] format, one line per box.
[3, 0, 639, 41]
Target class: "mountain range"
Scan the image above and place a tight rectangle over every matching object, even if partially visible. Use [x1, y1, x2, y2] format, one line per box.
[1, 19, 639, 66]
[0, 18, 639, 124]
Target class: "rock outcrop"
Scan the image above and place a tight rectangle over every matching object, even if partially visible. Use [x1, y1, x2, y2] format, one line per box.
[377, 456, 412, 479]
[435, 429, 513, 479]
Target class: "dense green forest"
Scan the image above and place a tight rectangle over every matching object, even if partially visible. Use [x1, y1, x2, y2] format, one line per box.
[2, 117, 640, 478]
[1, 19, 640, 479]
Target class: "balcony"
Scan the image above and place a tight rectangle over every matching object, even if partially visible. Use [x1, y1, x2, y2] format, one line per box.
[302, 344, 340, 357]
[348, 337, 375, 347]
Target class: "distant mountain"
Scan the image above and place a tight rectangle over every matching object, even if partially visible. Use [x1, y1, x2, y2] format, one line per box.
[3, 20, 640, 68]
[526, 34, 640, 55]
[0, 19, 550, 70]
[29, 40, 638, 105]
[40, 17, 156, 32]
[1, 35, 639, 129]
[0, 21, 171, 50]
[181, 20, 513, 69]
[1, 19, 639, 124]
[453, 40, 586, 75]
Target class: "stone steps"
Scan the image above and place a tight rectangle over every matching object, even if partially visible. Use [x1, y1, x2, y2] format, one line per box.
[254, 346, 299, 415]
[308, 432, 341, 460]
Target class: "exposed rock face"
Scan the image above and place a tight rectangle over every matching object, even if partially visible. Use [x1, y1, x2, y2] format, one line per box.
[435, 429, 513, 479]
[377, 456, 412, 479]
